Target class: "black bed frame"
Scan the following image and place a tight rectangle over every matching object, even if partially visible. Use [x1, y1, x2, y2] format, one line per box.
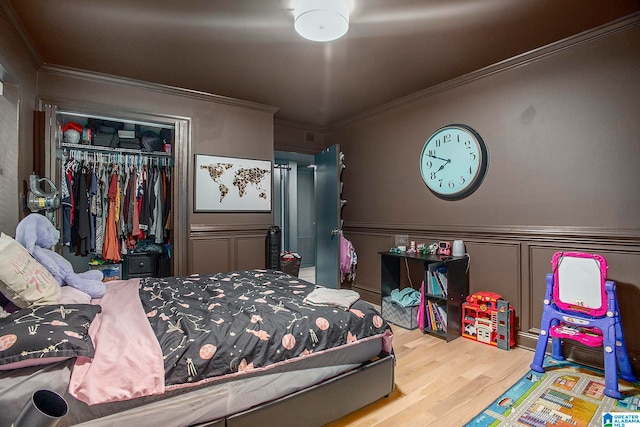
[192, 352, 395, 427]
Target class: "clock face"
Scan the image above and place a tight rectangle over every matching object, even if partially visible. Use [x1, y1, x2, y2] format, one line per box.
[420, 124, 488, 200]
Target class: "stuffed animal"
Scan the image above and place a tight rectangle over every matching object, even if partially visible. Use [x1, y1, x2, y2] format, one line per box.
[15, 213, 106, 298]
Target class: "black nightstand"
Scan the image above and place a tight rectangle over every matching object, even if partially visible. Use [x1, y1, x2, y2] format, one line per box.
[123, 252, 158, 279]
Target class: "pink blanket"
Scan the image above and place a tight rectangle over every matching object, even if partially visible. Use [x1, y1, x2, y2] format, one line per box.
[68, 279, 166, 405]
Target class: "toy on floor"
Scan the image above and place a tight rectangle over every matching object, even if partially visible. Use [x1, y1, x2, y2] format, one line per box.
[461, 291, 515, 350]
[530, 251, 636, 399]
[15, 213, 106, 298]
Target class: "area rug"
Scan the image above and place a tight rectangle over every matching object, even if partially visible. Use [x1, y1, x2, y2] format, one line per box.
[465, 357, 640, 427]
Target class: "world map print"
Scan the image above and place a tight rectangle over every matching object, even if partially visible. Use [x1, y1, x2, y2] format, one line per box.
[195, 155, 271, 212]
[200, 163, 270, 203]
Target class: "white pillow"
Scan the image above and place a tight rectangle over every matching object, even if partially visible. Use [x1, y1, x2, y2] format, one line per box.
[0, 232, 60, 308]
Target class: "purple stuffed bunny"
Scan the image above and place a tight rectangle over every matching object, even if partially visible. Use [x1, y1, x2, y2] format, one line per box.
[15, 213, 106, 298]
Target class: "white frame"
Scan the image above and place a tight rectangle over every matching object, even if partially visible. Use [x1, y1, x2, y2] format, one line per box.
[194, 154, 272, 212]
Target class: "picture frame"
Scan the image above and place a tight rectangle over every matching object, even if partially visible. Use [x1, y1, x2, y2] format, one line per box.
[194, 154, 272, 212]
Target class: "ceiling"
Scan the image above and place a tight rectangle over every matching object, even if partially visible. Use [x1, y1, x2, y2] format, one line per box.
[7, 0, 640, 128]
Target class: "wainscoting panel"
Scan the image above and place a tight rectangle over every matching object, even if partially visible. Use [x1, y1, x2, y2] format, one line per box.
[236, 235, 268, 271]
[346, 232, 395, 302]
[190, 236, 231, 274]
[189, 225, 270, 274]
[464, 240, 521, 326]
[344, 224, 640, 373]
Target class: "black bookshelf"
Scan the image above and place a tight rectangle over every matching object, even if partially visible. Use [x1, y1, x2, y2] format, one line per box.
[379, 251, 469, 341]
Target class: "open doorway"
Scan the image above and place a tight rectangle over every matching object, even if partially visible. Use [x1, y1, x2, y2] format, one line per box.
[273, 151, 316, 282]
[274, 145, 342, 288]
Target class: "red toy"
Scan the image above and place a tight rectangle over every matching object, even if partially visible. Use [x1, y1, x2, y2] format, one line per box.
[462, 291, 515, 349]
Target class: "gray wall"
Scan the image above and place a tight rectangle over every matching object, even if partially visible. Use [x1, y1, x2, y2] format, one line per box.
[326, 18, 640, 366]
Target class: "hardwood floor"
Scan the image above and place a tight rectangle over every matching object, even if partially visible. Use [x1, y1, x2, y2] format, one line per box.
[299, 266, 316, 284]
[326, 324, 534, 427]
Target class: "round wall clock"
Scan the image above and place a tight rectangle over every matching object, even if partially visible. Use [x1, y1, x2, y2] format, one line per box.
[419, 124, 488, 200]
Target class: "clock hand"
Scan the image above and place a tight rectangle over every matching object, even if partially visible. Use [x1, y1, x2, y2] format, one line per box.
[434, 159, 451, 174]
[425, 153, 451, 163]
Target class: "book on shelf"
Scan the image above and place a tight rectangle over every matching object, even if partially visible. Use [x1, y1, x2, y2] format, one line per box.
[426, 299, 447, 333]
[435, 303, 447, 331]
[436, 270, 448, 296]
[427, 300, 436, 331]
[427, 265, 447, 298]
[429, 270, 443, 297]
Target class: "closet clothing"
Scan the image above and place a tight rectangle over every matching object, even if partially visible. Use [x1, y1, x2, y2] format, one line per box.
[339, 234, 357, 283]
[61, 150, 172, 262]
[75, 170, 91, 256]
[102, 172, 121, 262]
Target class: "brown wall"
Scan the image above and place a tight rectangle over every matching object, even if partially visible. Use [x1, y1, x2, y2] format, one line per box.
[35, 67, 276, 275]
[326, 19, 640, 367]
[0, 5, 38, 232]
[274, 119, 326, 154]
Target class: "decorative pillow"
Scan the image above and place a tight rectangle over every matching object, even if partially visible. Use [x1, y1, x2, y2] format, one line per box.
[0, 233, 61, 308]
[0, 303, 101, 370]
[59, 285, 92, 305]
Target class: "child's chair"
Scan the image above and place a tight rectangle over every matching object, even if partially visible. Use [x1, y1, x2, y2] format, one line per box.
[530, 251, 637, 398]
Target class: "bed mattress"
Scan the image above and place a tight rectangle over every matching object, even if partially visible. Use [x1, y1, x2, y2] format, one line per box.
[0, 335, 384, 426]
[0, 270, 393, 426]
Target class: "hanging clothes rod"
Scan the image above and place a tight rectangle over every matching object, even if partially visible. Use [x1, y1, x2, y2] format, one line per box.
[274, 163, 291, 170]
[60, 142, 171, 158]
[60, 142, 173, 167]
[63, 149, 172, 168]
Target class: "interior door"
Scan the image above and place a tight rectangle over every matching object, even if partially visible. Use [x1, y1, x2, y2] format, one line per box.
[315, 144, 341, 288]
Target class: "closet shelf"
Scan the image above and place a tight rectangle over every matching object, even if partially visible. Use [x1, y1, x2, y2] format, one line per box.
[60, 142, 171, 157]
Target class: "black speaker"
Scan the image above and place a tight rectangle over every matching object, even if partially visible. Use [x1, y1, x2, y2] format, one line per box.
[266, 226, 281, 270]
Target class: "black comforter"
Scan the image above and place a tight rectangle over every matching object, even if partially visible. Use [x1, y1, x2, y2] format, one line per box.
[138, 270, 389, 385]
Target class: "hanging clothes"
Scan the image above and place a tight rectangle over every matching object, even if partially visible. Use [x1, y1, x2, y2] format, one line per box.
[339, 234, 357, 283]
[102, 169, 122, 262]
[152, 167, 164, 244]
[94, 165, 106, 258]
[139, 166, 150, 232]
[89, 169, 98, 252]
[132, 167, 141, 238]
[61, 160, 73, 246]
[74, 166, 91, 256]
[60, 148, 172, 261]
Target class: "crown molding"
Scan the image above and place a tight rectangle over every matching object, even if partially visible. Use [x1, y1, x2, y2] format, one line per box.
[39, 64, 279, 114]
[331, 12, 640, 130]
[0, 0, 42, 68]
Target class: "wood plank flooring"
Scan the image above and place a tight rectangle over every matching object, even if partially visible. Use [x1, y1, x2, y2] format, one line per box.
[326, 324, 534, 427]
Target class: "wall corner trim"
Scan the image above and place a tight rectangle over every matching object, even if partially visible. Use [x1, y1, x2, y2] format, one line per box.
[38, 64, 280, 114]
[0, 0, 42, 68]
[330, 12, 640, 130]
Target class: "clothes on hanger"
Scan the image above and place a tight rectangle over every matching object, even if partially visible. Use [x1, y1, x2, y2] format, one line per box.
[61, 149, 172, 262]
[339, 233, 357, 283]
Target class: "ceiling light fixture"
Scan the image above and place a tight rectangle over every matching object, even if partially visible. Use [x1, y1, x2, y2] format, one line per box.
[294, 0, 349, 42]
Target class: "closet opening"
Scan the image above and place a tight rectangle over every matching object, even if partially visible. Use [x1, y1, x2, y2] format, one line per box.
[38, 102, 190, 279]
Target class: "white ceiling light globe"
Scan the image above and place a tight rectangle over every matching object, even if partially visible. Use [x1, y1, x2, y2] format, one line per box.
[294, 0, 349, 42]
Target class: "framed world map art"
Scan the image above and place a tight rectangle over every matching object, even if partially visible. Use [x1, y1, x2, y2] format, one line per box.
[194, 154, 272, 212]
